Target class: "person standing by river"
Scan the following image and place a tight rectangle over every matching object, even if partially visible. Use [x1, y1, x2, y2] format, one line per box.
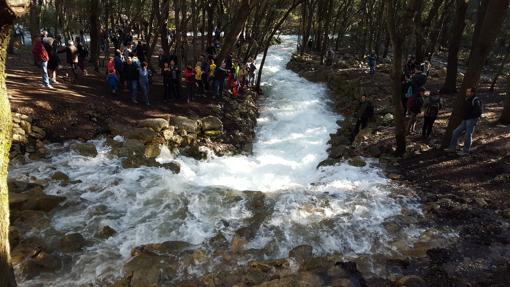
[351, 94, 374, 142]
[446, 88, 483, 155]
[32, 34, 52, 89]
[421, 90, 442, 139]
[213, 62, 228, 99]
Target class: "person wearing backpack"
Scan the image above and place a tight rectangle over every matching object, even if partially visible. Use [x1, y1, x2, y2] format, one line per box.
[447, 87, 483, 155]
[421, 91, 442, 139]
[406, 88, 425, 134]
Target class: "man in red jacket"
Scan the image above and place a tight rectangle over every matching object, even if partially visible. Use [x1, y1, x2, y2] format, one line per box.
[31, 34, 52, 88]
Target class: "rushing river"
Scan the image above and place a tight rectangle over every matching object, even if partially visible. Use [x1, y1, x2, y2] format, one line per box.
[10, 36, 424, 286]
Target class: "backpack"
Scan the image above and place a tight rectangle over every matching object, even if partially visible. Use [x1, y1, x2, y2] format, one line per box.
[425, 98, 440, 117]
[407, 95, 423, 113]
[405, 85, 413, 98]
[472, 96, 483, 118]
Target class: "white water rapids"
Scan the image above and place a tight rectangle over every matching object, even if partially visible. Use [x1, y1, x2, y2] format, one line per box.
[10, 36, 424, 286]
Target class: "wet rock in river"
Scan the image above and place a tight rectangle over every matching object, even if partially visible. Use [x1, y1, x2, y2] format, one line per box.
[131, 240, 191, 256]
[12, 210, 51, 232]
[96, 225, 117, 239]
[395, 275, 426, 287]
[348, 156, 367, 167]
[71, 142, 98, 157]
[51, 171, 70, 185]
[9, 191, 65, 212]
[289, 245, 313, 263]
[123, 253, 177, 287]
[58, 233, 87, 253]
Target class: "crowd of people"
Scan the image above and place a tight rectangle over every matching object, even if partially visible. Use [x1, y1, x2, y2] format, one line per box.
[31, 30, 90, 89]
[31, 28, 259, 107]
[353, 55, 483, 156]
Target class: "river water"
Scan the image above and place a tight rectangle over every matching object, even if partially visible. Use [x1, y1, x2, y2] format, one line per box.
[10, 36, 423, 286]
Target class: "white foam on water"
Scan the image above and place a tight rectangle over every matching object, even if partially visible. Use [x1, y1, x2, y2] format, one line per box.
[9, 36, 419, 286]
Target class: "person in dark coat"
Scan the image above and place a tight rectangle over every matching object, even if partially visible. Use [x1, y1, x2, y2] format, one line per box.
[447, 87, 483, 155]
[123, 57, 139, 103]
[45, 37, 61, 84]
[421, 91, 442, 139]
[351, 94, 374, 142]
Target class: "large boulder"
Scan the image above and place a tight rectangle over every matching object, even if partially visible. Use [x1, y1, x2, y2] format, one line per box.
[288, 245, 313, 263]
[114, 139, 145, 157]
[348, 156, 367, 167]
[131, 241, 191, 256]
[51, 171, 70, 185]
[12, 210, 50, 232]
[200, 116, 223, 133]
[170, 116, 199, 133]
[123, 253, 177, 287]
[144, 143, 162, 159]
[9, 191, 65, 212]
[137, 118, 170, 132]
[71, 143, 98, 157]
[96, 225, 117, 239]
[17, 251, 62, 280]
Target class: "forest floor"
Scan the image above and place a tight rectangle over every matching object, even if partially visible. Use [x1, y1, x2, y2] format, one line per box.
[288, 52, 510, 286]
[6, 47, 223, 142]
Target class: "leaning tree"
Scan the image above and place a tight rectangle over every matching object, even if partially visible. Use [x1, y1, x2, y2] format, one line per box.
[1, 1, 30, 286]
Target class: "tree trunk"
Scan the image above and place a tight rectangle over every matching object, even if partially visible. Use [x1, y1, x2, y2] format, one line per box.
[206, 0, 215, 47]
[320, 0, 333, 63]
[442, 0, 509, 147]
[215, 0, 253, 65]
[470, 0, 489, 61]
[160, 0, 170, 54]
[426, 0, 451, 60]
[441, 0, 468, 94]
[28, 0, 40, 38]
[385, 0, 416, 155]
[1, 2, 30, 286]
[89, 0, 101, 72]
[489, 52, 510, 92]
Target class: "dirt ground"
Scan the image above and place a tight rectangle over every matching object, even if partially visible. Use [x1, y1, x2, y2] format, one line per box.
[6, 47, 222, 141]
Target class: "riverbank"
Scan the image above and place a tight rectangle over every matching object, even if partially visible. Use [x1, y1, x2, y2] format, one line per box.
[287, 52, 510, 286]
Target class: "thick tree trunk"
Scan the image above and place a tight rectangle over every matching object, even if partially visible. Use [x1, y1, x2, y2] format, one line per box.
[215, 0, 253, 66]
[385, 0, 416, 155]
[89, 0, 101, 72]
[206, 0, 215, 47]
[441, 0, 468, 94]
[28, 0, 39, 37]
[442, 0, 509, 147]
[160, 0, 170, 54]
[1, 2, 30, 286]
